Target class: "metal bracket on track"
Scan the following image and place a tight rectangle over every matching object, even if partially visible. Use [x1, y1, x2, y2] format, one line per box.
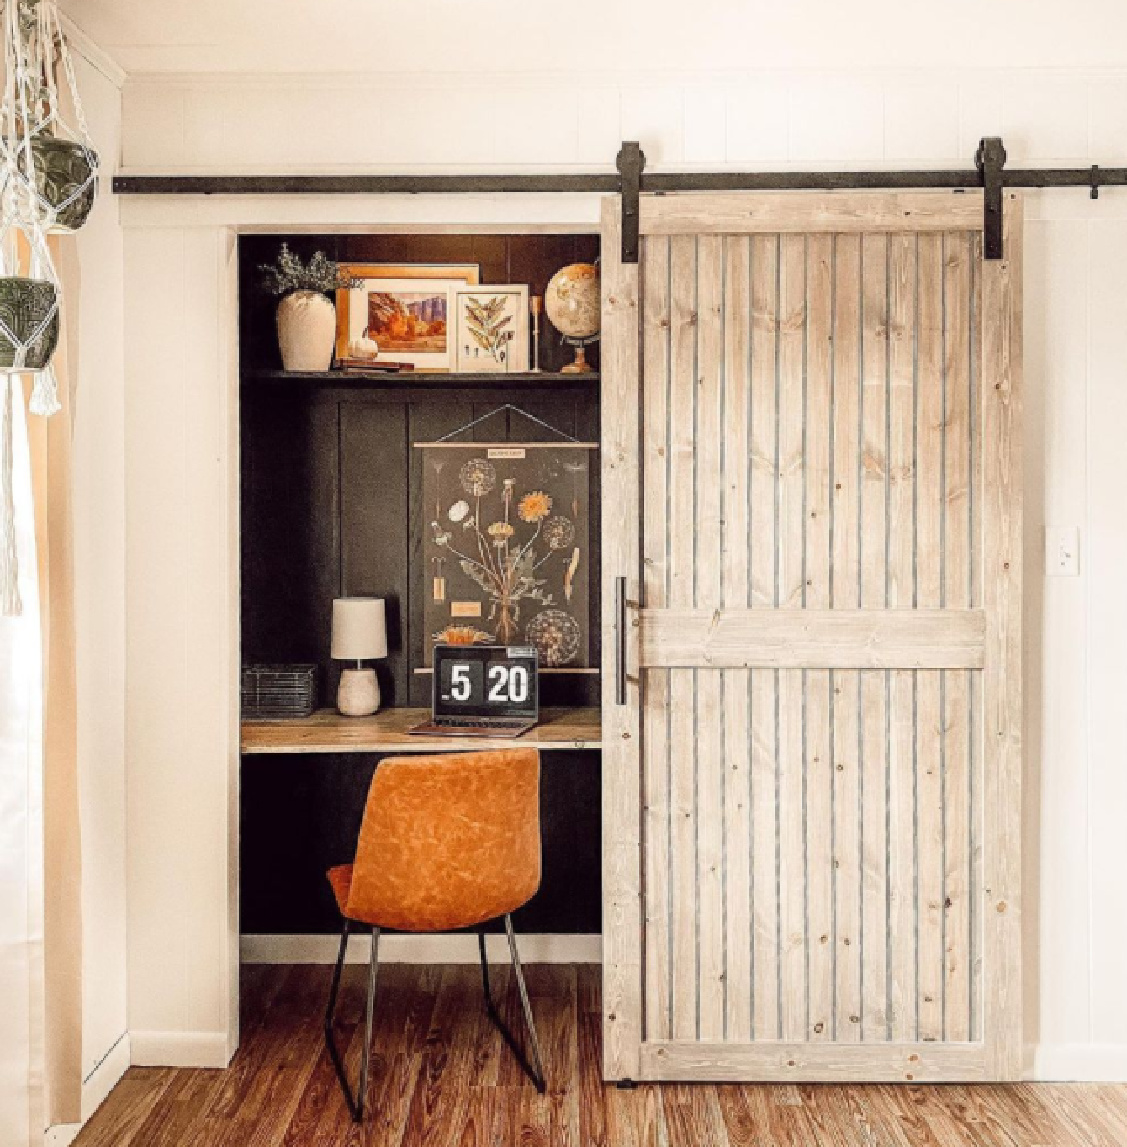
[617, 141, 645, 264]
[976, 136, 1007, 260]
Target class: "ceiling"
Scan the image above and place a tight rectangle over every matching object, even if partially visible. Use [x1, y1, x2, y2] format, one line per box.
[59, 0, 1127, 77]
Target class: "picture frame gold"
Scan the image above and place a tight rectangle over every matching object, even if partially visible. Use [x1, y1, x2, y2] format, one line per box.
[335, 263, 480, 371]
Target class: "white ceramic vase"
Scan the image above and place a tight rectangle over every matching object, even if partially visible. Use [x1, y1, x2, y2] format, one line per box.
[276, 289, 336, 372]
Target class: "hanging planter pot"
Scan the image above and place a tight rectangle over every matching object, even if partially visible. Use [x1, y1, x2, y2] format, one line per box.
[0, 276, 59, 370]
[32, 134, 98, 232]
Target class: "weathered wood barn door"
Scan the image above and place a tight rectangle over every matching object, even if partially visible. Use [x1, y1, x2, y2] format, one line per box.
[601, 191, 1022, 1082]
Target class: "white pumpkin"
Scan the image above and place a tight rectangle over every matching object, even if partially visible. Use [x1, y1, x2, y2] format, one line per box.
[348, 334, 380, 360]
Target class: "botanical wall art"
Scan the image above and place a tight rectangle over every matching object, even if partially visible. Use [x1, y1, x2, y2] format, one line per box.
[335, 263, 480, 371]
[453, 285, 529, 372]
[416, 441, 595, 670]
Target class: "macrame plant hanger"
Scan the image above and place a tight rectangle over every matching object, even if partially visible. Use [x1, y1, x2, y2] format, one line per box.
[0, 0, 98, 614]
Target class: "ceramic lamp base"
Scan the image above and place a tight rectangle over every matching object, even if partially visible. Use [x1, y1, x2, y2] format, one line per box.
[337, 667, 381, 717]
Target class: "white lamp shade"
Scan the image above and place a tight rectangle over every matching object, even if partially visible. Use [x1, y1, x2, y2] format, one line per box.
[331, 597, 388, 661]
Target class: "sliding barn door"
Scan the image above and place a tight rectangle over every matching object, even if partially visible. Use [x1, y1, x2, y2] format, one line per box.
[601, 191, 1022, 1082]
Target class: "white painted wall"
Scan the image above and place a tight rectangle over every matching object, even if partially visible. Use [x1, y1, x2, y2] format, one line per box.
[50, 39, 130, 1142]
[57, 0, 1127, 75]
[113, 63, 1127, 1081]
[120, 67, 1122, 174]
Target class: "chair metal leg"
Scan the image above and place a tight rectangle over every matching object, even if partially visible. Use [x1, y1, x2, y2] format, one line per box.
[478, 915, 547, 1092]
[323, 919, 381, 1123]
[356, 925, 380, 1121]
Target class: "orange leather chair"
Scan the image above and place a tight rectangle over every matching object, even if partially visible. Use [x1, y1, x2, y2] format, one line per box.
[322, 747, 544, 1121]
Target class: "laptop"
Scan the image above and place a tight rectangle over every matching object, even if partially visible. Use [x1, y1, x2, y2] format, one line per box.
[409, 644, 539, 738]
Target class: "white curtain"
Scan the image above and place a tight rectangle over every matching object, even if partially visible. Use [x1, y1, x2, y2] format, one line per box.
[0, 377, 46, 1146]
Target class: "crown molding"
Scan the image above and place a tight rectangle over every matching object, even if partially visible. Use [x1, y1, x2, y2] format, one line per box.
[119, 62, 1127, 91]
[59, 14, 126, 89]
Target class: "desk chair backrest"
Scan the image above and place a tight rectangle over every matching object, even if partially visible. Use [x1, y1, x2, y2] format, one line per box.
[344, 747, 541, 932]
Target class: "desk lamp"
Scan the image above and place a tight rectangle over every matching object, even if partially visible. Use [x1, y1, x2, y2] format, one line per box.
[331, 597, 387, 716]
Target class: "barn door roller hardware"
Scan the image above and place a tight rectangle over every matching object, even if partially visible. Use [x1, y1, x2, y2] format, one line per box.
[112, 138, 1127, 264]
[976, 137, 1006, 260]
[616, 141, 644, 264]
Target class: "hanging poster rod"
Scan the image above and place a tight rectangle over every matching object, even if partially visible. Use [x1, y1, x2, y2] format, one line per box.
[111, 137, 1125, 262]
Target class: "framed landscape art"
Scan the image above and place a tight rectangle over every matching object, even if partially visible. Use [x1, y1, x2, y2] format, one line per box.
[335, 263, 480, 371]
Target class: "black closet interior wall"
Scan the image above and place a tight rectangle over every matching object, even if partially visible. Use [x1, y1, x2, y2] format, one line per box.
[239, 232, 602, 936]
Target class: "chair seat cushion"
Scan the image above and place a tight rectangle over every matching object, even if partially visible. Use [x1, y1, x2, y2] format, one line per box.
[327, 864, 353, 915]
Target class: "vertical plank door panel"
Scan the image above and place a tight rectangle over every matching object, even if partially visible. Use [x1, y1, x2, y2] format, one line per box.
[668, 233, 699, 1042]
[804, 232, 835, 1042]
[831, 232, 863, 1043]
[695, 235, 726, 1042]
[886, 232, 918, 1044]
[859, 232, 891, 1044]
[777, 234, 808, 1044]
[749, 235, 781, 1043]
[942, 231, 974, 1043]
[721, 235, 754, 1044]
[642, 235, 672, 1043]
[915, 232, 946, 1043]
[599, 197, 643, 1082]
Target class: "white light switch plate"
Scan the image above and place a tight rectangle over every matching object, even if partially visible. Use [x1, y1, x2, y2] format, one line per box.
[1045, 526, 1079, 577]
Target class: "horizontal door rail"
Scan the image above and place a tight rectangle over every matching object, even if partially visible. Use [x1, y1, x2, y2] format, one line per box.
[639, 190, 984, 235]
[638, 1040, 987, 1083]
[639, 608, 986, 670]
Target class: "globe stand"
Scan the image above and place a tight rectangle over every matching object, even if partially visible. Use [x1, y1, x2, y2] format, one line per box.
[561, 340, 595, 373]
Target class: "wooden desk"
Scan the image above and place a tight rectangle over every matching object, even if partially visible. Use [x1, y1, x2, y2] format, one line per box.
[241, 706, 601, 754]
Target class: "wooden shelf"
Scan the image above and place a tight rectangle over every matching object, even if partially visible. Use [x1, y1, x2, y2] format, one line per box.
[241, 706, 601, 754]
[243, 369, 598, 391]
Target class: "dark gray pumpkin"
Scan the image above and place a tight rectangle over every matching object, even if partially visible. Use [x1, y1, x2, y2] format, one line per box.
[0, 277, 59, 370]
[31, 135, 98, 231]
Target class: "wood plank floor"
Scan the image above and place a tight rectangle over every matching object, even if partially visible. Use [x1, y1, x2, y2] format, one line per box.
[75, 964, 1127, 1146]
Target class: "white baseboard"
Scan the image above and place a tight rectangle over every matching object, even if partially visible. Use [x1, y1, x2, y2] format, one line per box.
[46, 1033, 132, 1146]
[1031, 1043, 1127, 1081]
[83, 1032, 131, 1118]
[241, 932, 602, 966]
[130, 1029, 232, 1069]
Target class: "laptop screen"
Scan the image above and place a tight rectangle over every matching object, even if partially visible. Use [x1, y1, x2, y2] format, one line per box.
[432, 644, 539, 722]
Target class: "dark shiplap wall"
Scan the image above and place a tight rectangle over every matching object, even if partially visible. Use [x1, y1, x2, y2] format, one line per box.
[240, 389, 600, 709]
[239, 233, 602, 934]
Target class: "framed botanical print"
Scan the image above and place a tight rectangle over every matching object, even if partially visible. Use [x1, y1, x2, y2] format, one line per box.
[335, 263, 479, 371]
[416, 440, 596, 671]
[453, 285, 530, 372]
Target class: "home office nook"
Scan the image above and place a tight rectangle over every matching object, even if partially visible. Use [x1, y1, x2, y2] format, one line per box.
[239, 230, 604, 947]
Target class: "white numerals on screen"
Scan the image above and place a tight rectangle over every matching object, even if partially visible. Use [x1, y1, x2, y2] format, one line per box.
[487, 664, 529, 703]
[450, 664, 472, 701]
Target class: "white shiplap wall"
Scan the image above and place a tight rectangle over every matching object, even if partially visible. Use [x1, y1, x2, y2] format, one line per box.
[115, 67, 1127, 1079]
[121, 68, 1127, 172]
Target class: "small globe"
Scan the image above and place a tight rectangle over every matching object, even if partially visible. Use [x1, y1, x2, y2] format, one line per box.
[545, 263, 600, 341]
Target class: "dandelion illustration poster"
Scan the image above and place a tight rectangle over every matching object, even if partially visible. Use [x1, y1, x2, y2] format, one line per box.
[417, 442, 595, 670]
